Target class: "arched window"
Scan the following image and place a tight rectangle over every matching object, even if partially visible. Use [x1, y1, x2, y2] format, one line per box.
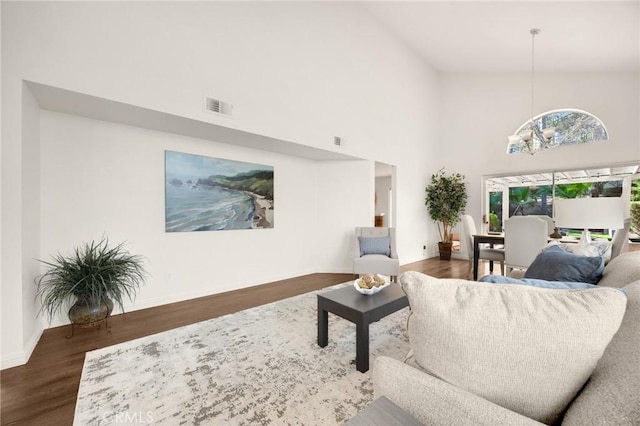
[507, 109, 608, 155]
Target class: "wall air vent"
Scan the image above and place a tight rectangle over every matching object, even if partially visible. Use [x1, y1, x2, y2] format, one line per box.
[334, 136, 343, 146]
[204, 96, 233, 117]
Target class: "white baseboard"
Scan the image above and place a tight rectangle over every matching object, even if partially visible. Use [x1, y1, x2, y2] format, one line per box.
[0, 265, 380, 369]
[23, 324, 43, 361]
[317, 266, 353, 274]
[42, 267, 321, 329]
[400, 254, 430, 265]
[1, 325, 44, 370]
[1, 351, 29, 370]
[451, 252, 467, 260]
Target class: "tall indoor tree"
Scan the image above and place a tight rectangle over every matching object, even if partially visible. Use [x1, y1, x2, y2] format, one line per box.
[425, 169, 468, 260]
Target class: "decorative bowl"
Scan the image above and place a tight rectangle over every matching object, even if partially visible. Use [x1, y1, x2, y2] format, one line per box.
[354, 275, 390, 295]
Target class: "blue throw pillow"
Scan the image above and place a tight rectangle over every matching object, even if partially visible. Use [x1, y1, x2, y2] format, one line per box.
[358, 236, 391, 256]
[524, 245, 604, 284]
[480, 275, 596, 290]
[479, 274, 626, 295]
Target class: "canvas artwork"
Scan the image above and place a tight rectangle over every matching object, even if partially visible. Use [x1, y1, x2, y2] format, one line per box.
[165, 151, 274, 232]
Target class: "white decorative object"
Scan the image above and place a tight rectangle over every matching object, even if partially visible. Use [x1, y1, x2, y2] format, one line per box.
[354, 275, 390, 295]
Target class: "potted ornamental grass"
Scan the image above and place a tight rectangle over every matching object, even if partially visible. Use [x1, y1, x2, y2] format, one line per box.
[35, 237, 147, 329]
[425, 168, 468, 260]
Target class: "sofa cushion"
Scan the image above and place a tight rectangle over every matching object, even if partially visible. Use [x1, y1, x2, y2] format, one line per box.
[597, 251, 640, 289]
[400, 271, 627, 425]
[562, 280, 640, 425]
[524, 245, 604, 283]
[373, 356, 543, 426]
[358, 236, 391, 256]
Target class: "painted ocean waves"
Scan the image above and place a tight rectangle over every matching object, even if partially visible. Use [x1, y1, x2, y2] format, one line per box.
[165, 151, 274, 232]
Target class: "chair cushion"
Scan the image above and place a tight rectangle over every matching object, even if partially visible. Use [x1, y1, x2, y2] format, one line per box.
[524, 245, 604, 284]
[562, 281, 640, 425]
[353, 255, 399, 277]
[400, 271, 627, 425]
[358, 236, 391, 256]
[477, 247, 505, 261]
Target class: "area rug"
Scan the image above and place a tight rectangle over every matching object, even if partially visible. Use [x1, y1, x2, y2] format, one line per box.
[74, 283, 411, 425]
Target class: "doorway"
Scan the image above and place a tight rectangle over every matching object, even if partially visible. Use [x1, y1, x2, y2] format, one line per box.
[375, 162, 395, 228]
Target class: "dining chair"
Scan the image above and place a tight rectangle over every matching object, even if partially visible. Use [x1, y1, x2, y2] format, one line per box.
[531, 215, 555, 236]
[504, 216, 549, 275]
[461, 215, 504, 280]
[610, 218, 631, 261]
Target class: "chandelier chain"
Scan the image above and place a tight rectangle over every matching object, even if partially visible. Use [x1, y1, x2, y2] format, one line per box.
[527, 28, 541, 153]
[508, 28, 608, 155]
[530, 28, 538, 127]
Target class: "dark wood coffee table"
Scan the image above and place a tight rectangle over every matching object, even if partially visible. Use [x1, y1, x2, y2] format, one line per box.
[317, 283, 408, 373]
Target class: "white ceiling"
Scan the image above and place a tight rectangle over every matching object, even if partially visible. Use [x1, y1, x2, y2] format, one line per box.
[361, 1, 640, 72]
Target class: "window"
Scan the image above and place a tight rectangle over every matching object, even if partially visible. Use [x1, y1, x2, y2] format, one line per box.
[488, 191, 503, 232]
[507, 109, 608, 155]
[553, 181, 621, 239]
[484, 163, 639, 237]
[632, 178, 640, 240]
[508, 185, 552, 217]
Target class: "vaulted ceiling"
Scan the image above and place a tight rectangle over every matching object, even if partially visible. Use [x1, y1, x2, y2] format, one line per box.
[361, 1, 640, 73]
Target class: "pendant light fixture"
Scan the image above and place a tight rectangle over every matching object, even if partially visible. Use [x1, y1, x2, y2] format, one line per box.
[507, 28, 556, 155]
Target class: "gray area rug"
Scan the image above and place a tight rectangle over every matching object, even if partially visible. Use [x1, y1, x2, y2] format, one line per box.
[74, 283, 410, 425]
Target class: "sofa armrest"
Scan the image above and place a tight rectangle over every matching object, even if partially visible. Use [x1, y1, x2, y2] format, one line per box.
[373, 356, 544, 426]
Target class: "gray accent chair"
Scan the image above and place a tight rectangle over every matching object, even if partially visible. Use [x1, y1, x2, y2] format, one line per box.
[353, 227, 399, 282]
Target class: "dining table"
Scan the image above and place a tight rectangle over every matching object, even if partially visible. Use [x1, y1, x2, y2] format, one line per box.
[472, 233, 505, 281]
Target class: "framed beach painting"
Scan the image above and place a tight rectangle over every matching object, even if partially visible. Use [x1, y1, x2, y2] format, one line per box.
[165, 151, 274, 232]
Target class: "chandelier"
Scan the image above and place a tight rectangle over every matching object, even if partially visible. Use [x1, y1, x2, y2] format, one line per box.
[507, 29, 556, 155]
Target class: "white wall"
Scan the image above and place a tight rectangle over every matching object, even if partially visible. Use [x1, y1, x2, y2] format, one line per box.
[438, 72, 640, 225]
[3, 2, 435, 157]
[316, 160, 372, 272]
[1, 2, 439, 367]
[21, 85, 42, 355]
[40, 110, 323, 324]
[0, 0, 3, 372]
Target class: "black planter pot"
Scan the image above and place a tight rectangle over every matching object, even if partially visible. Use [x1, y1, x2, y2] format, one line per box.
[438, 242, 452, 261]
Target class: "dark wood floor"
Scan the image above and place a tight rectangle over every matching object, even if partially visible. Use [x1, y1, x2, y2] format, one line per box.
[0, 257, 490, 425]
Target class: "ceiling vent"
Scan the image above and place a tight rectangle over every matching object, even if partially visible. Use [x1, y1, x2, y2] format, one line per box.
[204, 96, 233, 117]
